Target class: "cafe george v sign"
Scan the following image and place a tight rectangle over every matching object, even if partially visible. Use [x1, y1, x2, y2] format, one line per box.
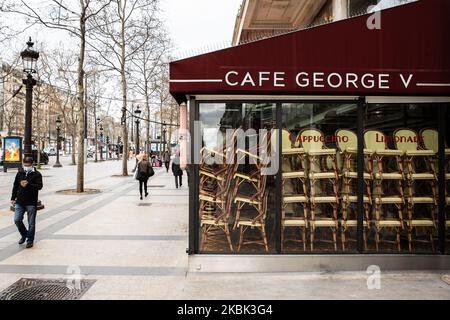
[169, 0, 450, 101]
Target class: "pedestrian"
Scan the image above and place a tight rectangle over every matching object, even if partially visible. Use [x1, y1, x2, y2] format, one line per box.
[136, 153, 154, 200]
[10, 156, 43, 249]
[172, 151, 183, 188]
[163, 151, 170, 173]
[132, 153, 144, 173]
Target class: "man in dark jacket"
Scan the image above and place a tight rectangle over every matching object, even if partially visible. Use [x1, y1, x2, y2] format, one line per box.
[11, 157, 43, 248]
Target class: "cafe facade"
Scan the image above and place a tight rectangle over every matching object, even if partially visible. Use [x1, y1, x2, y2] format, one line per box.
[169, 0, 450, 272]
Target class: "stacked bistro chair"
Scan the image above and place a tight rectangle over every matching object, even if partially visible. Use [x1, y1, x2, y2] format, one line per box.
[394, 129, 437, 252]
[198, 129, 240, 252]
[336, 129, 373, 251]
[273, 129, 308, 251]
[421, 128, 450, 243]
[364, 130, 405, 252]
[233, 130, 273, 252]
[298, 128, 339, 252]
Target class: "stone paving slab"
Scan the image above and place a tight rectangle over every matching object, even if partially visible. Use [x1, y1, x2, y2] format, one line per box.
[0, 160, 449, 299]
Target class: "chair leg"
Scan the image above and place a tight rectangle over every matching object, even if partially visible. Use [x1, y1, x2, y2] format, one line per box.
[302, 227, 307, 251]
[408, 227, 413, 253]
[261, 225, 269, 252]
[375, 228, 380, 252]
[396, 227, 402, 252]
[224, 223, 234, 252]
[281, 226, 285, 252]
[310, 226, 315, 252]
[332, 228, 338, 252]
[201, 225, 207, 251]
[341, 227, 346, 252]
[430, 229, 435, 253]
[238, 225, 244, 252]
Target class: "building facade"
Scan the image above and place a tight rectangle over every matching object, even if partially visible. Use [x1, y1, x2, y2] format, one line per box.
[170, 0, 450, 272]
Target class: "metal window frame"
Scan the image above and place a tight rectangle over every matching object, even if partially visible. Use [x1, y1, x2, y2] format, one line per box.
[189, 96, 450, 256]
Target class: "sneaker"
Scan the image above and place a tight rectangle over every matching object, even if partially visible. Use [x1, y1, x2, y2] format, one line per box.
[18, 237, 26, 245]
[145, 192, 149, 197]
[26, 242, 33, 249]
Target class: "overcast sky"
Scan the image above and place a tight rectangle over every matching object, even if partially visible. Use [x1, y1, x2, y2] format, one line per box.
[160, 0, 242, 58]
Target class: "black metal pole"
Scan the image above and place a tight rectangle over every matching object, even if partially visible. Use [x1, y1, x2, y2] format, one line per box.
[23, 74, 35, 159]
[135, 120, 140, 155]
[54, 127, 62, 168]
[438, 105, 446, 253]
[100, 132, 103, 161]
[356, 98, 365, 253]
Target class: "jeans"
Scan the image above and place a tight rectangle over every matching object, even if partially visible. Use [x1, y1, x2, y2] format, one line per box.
[139, 179, 148, 197]
[175, 175, 182, 188]
[14, 203, 37, 243]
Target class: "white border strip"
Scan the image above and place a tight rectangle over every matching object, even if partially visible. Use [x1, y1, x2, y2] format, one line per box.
[417, 83, 450, 87]
[195, 95, 359, 101]
[366, 96, 450, 103]
[170, 79, 223, 83]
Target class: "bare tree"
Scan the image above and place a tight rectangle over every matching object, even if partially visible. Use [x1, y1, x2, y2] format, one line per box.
[2, 0, 112, 192]
[88, 0, 159, 176]
[128, 11, 170, 154]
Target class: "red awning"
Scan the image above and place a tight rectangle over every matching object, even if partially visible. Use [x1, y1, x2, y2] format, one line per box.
[169, 0, 450, 103]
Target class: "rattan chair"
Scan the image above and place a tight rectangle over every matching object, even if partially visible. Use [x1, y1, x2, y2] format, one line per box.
[233, 131, 273, 252]
[336, 129, 373, 251]
[298, 128, 339, 252]
[365, 130, 405, 252]
[199, 129, 240, 252]
[272, 130, 309, 251]
[394, 128, 437, 252]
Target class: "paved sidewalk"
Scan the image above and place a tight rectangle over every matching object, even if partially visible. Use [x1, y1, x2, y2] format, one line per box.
[0, 160, 449, 299]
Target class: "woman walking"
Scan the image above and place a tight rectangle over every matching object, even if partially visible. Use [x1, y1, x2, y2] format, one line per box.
[163, 151, 171, 173]
[136, 153, 153, 200]
[172, 151, 183, 188]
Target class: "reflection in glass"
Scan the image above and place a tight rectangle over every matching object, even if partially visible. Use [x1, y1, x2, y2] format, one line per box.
[281, 103, 358, 253]
[198, 103, 276, 253]
[365, 104, 438, 253]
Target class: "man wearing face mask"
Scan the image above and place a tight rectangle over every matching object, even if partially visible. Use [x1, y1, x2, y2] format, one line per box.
[10, 157, 43, 248]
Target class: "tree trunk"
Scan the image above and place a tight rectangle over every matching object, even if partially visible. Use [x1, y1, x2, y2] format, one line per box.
[145, 80, 150, 154]
[120, 4, 128, 176]
[76, 4, 86, 192]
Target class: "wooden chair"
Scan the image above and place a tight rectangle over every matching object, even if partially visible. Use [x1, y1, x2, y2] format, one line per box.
[394, 128, 437, 252]
[274, 129, 308, 251]
[336, 129, 373, 251]
[233, 175, 270, 252]
[421, 128, 450, 185]
[199, 129, 240, 252]
[364, 130, 405, 252]
[298, 128, 339, 252]
[232, 130, 274, 252]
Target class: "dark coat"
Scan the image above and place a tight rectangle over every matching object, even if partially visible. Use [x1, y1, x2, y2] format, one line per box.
[137, 160, 153, 181]
[11, 168, 43, 206]
[171, 163, 183, 176]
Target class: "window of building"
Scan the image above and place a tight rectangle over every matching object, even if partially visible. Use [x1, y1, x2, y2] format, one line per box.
[198, 102, 277, 253]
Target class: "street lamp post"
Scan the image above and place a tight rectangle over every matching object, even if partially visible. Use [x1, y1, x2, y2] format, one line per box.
[134, 105, 141, 155]
[99, 124, 104, 161]
[53, 115, 62, 167]
[20, 37, 39, 159]
[106, 135, 110, 160]
[162, 121, 167, 153]
[95, 117, 100, 162]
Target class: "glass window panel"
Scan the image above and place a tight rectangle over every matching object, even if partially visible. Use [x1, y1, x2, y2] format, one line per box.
[198, 102, 277, 253]
[281, 102, 358, 253]
[364, 103, 438, 253]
